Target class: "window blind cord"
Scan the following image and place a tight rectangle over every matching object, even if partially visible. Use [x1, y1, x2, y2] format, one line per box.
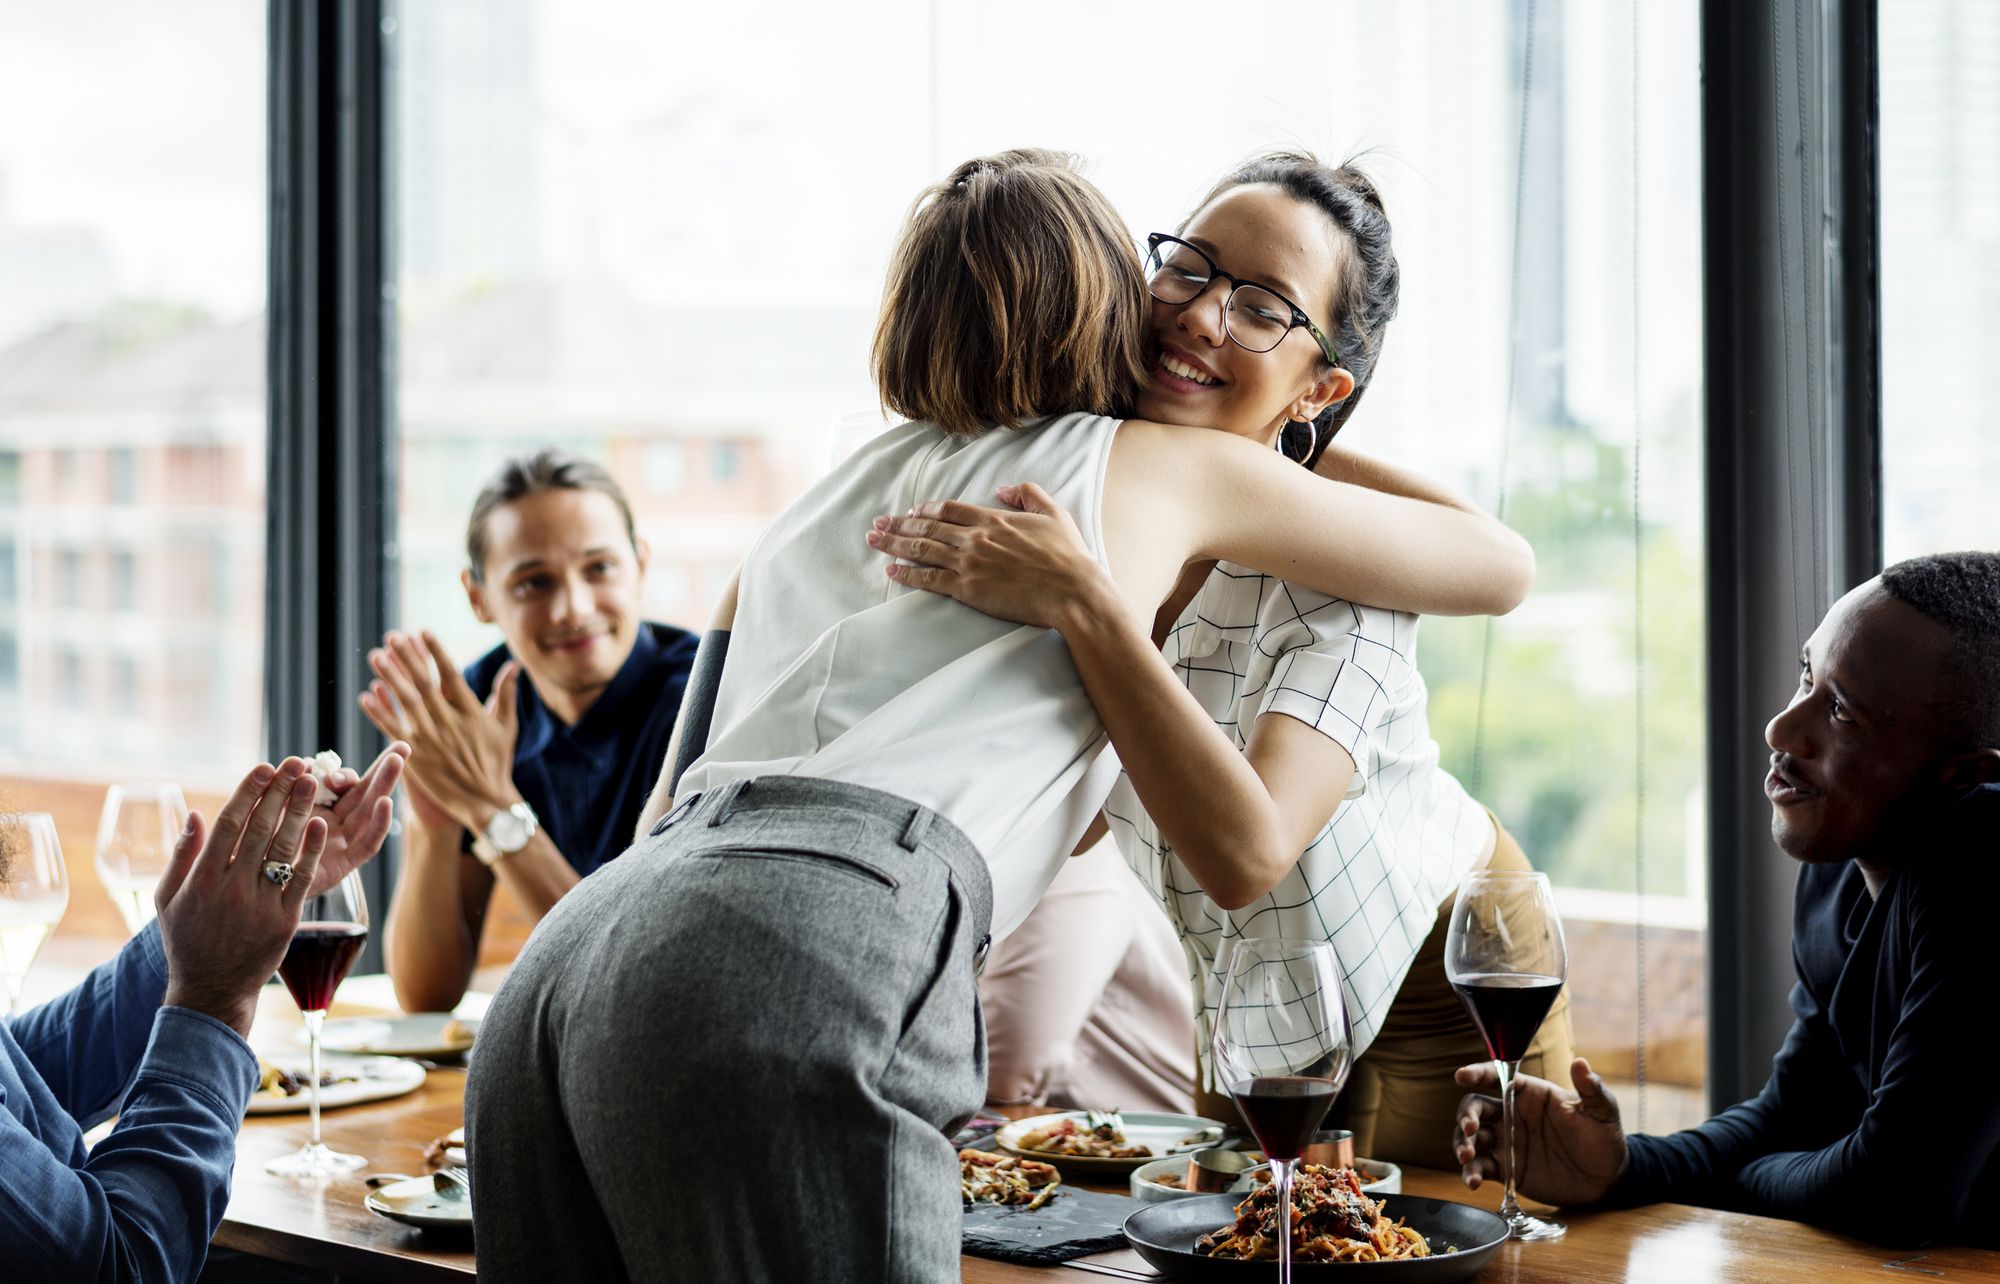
[1631, 0, 1648, 1134]
[1772, 0, 1807, 649]
[1471, 0, 1537, 800]
[1792, 0, 1823, 617]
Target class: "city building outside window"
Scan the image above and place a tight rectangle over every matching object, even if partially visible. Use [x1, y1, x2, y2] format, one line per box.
[0, 0, 267, 987]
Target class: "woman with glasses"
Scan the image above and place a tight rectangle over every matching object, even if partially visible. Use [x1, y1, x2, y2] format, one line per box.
[871, 152, 1575, 1170]
[465, 149, 1533, 1284]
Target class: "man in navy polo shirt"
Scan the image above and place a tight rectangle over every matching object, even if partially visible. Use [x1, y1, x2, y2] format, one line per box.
[363, 449, 698, 1013]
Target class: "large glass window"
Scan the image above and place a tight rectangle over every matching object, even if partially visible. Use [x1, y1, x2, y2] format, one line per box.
[0, 0, 266, 989]
[1881, 0, 2000, 562]
[391, 0, 1706, 1119]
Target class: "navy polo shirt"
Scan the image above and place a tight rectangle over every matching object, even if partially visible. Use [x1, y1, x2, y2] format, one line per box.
[463, 621, 700, 877]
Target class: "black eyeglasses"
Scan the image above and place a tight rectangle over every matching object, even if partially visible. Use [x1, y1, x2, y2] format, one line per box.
[1144, 233, 1342, 368]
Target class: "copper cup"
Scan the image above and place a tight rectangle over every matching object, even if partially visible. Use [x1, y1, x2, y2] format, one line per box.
[1186, 1147, 1257, 1193]
[1301, 1128, 1356, 1169]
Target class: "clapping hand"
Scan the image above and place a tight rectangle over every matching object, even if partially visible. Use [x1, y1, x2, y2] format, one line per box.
[313, 742, 409, 896]
[1452, 1056, 1631, 1207]
[359, 630, 523, 834]
[157, 760, 329, 1037]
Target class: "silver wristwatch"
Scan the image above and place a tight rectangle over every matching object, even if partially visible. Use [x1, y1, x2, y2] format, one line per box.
[471, 801, 539, 866]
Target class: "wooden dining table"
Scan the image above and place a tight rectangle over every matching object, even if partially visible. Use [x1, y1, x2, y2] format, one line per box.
[218, 1015, 2000, 1283]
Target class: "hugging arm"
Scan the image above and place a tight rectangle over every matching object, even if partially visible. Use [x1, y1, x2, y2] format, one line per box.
[1148, 423, 1535, 618]
[868, 479, 1353, 908]
[867, 427, 1523, 906]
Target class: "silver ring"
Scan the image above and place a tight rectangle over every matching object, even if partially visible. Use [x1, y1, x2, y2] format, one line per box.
[261, 860, 295, 888]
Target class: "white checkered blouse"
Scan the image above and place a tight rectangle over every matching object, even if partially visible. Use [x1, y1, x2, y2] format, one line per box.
[1104, 562, 1493, 1082]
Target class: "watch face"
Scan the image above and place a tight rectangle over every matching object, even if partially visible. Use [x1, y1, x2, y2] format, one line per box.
[487, 809, 530, 851]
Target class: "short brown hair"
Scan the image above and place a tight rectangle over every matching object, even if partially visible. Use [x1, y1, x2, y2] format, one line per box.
[872, 149, 1149, 437]
[465, 448, 638, 582]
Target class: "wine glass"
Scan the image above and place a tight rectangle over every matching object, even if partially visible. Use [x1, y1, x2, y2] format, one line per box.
[0, 813, 69, 1016]
[94, 783, 189, 935]
[1444, 869, 1569, 1241]
[266, 870, 371, 1176]
[1211, 938, 1352, 1284]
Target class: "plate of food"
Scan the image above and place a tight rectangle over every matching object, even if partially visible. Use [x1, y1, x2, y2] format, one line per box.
[365, 1170, 472, 1232]
[1131, 1155, 1401, 1203]
[1122, 1167, 1508, 1281]
[960, 1148, 1143, 1263]
[962, 1148, 1063, 1209]
[306, 1014, 479, 1058]
[246, 1054, 426, 1115]
[995, 1109, 1227, 1175]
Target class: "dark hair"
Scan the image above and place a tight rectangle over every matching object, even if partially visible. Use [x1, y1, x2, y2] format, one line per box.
[1183, 152, 1401, 469]
[872, 149, 1149, 437]
[1880, 550, 2000, 749]
[465, 448, 638, 582]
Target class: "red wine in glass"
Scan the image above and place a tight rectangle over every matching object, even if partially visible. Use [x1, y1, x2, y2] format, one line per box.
[279, 922, 368, 1014]
[1444, 871, 1568, 1241]
[1228, 1075, 1340, 1163]
[1212, 940, 1350, 1284]
[267, 871, 370, 1178]
[1450, 972, 1564, 1063]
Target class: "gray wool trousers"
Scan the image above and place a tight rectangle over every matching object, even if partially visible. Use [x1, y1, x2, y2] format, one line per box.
[466, 775, 993, 1283]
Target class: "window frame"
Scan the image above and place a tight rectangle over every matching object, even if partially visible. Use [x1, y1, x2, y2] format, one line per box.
[1700, 0, 1882, 1108]
[269, 0, 1888, 1082]
[266, 0, 397, 971]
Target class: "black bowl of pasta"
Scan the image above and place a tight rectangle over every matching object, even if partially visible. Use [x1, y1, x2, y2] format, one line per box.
[1123, 1190, 1509, 1281]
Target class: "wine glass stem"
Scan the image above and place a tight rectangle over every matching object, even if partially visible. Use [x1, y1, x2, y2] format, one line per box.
[1497, 1057, 1522, 1223]
[1273, 1157, 1295, 1284]
[304, 1009, 326, 1150]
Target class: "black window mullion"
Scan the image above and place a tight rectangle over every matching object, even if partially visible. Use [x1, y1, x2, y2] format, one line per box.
[1702, 0, 1881, 1111]
[266, 0, 396, 973]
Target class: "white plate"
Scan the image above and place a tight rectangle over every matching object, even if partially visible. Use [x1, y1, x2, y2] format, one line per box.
[246, 1054, 426, 1115]
[995, 1111, 1227, 1174]
[1130, 1155, 1402, 1202]
[307, 1014, 480, 1058]
[365, 1172, 472, 1231]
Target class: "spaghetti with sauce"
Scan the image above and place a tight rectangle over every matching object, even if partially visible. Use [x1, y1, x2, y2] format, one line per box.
[1195, 1165, 1432, 1262]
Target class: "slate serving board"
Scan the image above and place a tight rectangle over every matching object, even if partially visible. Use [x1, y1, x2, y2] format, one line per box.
[962, 1186, 1140, 1265]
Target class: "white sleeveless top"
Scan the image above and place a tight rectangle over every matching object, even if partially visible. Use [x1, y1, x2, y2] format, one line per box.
[679, 412, 1124, 936]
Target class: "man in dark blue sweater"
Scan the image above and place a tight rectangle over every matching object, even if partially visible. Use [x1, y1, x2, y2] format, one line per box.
[1452, 551, 2000, 1246]
[360, 450, 698, 1014]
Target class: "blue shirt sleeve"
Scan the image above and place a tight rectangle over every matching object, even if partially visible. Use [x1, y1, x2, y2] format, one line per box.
[1618, 852, 2000, 1245]
[1616, 980, 1856, 1210]
[1, 925, 260, 1282]
[7, 923, 172, 1127]
[1723, 861, 2000, 1244]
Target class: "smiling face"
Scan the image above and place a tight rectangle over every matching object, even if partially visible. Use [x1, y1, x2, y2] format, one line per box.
[1135, 183, 1354, 444]
[462, 488, 648, 722]
[1764, 581, 1963, 866]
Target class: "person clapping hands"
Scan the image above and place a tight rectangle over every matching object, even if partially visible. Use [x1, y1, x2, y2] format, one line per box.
[1, 749, 404, 1283]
